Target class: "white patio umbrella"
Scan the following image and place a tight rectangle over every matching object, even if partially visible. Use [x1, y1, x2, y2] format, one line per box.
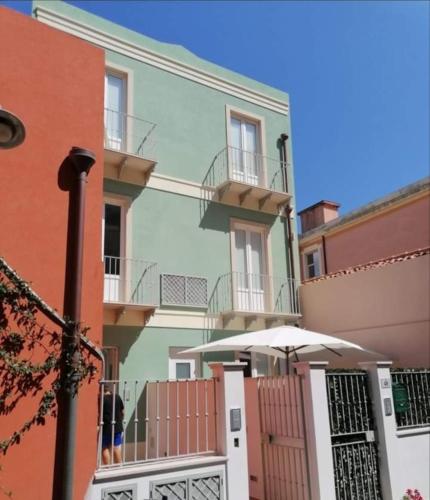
[180, 325, 383, 372]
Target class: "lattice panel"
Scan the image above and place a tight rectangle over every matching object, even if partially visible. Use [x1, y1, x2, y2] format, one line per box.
[161, 274, 186, 305]
[186, 277, 207, 307]
[102, 486, 136, 500]
[161, 274, 207, 307]
[190, 475, 221, 500]
[152, 480, 187, 500]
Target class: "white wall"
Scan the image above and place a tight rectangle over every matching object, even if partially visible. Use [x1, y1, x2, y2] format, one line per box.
[361, 362, 430, 499]
[86, 457, 227, 499]
[394, 430, 430, 498]
[301, 254, 430, 367]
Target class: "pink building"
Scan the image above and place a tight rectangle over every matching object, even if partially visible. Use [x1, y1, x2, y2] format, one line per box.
[298, 177, 430, 366]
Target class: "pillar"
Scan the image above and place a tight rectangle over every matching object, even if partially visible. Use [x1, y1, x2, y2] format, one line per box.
[210, 362, 249, 500]
[295, 361, 336, 500]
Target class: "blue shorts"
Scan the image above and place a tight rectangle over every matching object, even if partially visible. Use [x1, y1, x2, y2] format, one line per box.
[102, 432, 123, 448]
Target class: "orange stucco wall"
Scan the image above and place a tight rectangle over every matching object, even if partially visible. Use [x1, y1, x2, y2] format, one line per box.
[301, 194, 430, 277]
[0, 7, 104, 499]
[324, 196, 430, 272]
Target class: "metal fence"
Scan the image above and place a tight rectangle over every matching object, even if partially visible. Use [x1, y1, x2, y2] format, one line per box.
[326, 370, 382, 500]
[211, 271, 300, 316]
[204, 146, 288, 193]
[98, 379, 217, 468]
[103, 256, 159, 307]
[104, 108, 156, 160]
[390, 369, 430, 429]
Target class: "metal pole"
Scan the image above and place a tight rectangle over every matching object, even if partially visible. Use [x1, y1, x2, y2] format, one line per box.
[53, 147, 95, 500]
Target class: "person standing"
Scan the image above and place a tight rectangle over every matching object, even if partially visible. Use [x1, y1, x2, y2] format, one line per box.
[101, 385, 124, 465]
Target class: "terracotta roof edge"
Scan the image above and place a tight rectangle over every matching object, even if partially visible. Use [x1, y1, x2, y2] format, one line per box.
[302, 246, 430, 284]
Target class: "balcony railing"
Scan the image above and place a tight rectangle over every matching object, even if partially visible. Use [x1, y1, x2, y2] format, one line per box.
[97, 378, 217, 468]
[211, 271, 300, 316]
[204, 146, 288, 194]
[104, 108, 156, 162]
[104, 256, 159, 308]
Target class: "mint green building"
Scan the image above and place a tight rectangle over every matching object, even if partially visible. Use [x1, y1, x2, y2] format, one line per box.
[34, 1, 301, 383]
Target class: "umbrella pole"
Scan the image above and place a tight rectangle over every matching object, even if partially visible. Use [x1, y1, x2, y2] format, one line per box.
[286, 346, 290, 375]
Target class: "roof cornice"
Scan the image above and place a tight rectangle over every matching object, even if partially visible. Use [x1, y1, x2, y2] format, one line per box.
[34, 6, 289, 116]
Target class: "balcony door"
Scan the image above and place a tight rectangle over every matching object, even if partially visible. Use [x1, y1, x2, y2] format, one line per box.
[230, 116, 260, 186]
[103, 198, 127, 303]
[105, 72, 126, 151]
[233, 224, 268, 312]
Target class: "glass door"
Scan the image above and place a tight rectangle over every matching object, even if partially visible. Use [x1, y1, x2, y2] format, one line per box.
[103, 203, 123, 302]
[230, 116, 260, 186]
[105, 73, 125, 151]
[234, 227, 266, 312]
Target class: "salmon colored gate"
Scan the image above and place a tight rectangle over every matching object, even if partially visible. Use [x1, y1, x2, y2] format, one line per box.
[245, 376, 310, 500]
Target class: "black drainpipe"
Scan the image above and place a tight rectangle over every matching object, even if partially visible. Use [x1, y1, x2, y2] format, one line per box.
[322, 235, 328, 274]
[280, 134, 295, 280]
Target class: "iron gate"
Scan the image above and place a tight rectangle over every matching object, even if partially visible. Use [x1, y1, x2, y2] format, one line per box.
[326, 370, 382, 500]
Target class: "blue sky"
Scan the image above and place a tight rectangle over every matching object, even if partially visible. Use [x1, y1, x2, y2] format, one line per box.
[3, 0, 429, 216]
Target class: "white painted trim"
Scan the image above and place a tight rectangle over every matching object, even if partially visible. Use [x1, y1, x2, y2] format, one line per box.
[143, 172, 284, 216]
[302, 244, 323, 279]
[225, 104, 268, 187]
[94, 455, 227, 481]
[104, 306, 300, 329]
[105, 62, 134, 114]
[148, 172, 203, 197]
[34, 6, 289, 115]
[168, 358, 196, 380]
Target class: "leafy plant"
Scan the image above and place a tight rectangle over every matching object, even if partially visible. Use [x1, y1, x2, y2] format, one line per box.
[0, 258, 97, 455]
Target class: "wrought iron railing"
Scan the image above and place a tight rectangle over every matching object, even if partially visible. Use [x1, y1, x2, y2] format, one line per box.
[204, 146, 288, 193]
[326, 370, 382, 500]
[104, 108, 156, 160]
[103, 256, 159, 307]
[211, 272, 300, 316]
[391, 369, 430, 429]
[326, 371, 374, 436]
[97, 379, 217, 468]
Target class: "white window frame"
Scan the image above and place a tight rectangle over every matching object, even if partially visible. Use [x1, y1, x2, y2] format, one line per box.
[105, 64, 133, 152]
[102, 194, 131, 261]
[168, 347, 200, 380]
[302, 245, 323, 279]
[105, 64, 132, 113]
[230, 219, 273, 312]
[102, 194, 131, 303]
[225, 105, 267, 187]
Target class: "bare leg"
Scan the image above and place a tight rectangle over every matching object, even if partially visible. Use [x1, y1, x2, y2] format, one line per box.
[102, 447, 112, 465]
[113, 445, 122, 463]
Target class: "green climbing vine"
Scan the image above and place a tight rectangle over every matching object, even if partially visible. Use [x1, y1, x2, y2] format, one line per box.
[0, 258, 98, 456]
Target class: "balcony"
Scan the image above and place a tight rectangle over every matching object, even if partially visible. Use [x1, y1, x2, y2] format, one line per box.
[104, 108, 157, 184]
[212, 271, 300, 329]
[103, 256, 159, 325]
[203, 146, 291, 213]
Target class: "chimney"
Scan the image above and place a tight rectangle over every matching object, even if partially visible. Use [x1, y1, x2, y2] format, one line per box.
[298, 200, 340, 233]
